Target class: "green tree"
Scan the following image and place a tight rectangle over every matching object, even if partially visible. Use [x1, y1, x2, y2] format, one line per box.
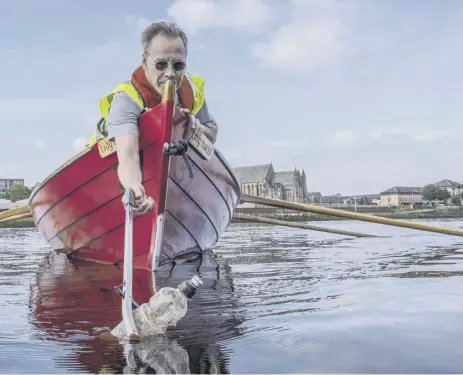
[422, 184, 450, 202]
[436, 188, 451, 201]
[451, 195, 461, 206]
[9, 184, 31, 202]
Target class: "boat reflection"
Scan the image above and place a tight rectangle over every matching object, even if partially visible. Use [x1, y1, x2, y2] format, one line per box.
[28, 250, 244, 374]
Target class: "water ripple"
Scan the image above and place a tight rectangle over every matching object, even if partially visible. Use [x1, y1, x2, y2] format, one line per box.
[1, 220, 463, 373]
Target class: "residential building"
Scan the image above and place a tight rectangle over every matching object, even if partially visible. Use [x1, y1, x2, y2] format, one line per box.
[0, 178, 24, 199]
[343, 194, 381, 205]
[320, 194, 341, 205]
[307, 192, 322, 203]
[432, 179, 463, 198]
[379, 186, 423, 207]
[233, 163, 308, 205]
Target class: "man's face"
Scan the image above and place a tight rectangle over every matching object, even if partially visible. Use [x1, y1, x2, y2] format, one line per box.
[143, 35, 187, 94]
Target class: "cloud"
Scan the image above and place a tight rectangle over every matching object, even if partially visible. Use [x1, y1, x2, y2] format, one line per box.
[0, 97, 86, 123]
[370, 127, 461, 143]
[331, 130, 356, 145]
[267, 137, 313, 155]
[125, 15, 153, 33]
[251, 0, 377, 73]
[72, 137, 88, 153]
[252, 20, 350, 72]
[35, 139, 45, 150]
[167, 0, 275, 35]
[329, 126, 461, 149]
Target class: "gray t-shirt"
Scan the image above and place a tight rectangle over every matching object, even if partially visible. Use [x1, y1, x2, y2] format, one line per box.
[106, 91, 217, 140]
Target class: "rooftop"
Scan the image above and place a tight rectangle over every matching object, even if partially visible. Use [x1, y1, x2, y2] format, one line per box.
[433, 179, 463, 188]
[274, 171, 296, 184]
[380, 186, 423, 194]
[233, 164, 272, 183]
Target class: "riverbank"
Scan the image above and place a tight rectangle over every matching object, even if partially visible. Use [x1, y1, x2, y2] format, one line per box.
[232, 207, 463, 223]
[0, 218, 35, 229]
[2, 208, 463, 229]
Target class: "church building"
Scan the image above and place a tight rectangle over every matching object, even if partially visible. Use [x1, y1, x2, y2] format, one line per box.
[233, 163, 308, 203]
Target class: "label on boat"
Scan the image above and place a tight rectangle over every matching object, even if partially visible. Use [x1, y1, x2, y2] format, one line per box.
[96, 128, 215, 161]
[98, 138, 116, 158]
[188, 129, 214, 161]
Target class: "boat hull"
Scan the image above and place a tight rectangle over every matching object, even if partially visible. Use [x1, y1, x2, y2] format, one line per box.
[29, 103, 240, 270]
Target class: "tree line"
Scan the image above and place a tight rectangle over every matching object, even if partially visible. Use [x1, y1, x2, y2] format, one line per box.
[422, 184, 462, 205]
[2, 183, 39, 202]
[4, 182, 462, 205]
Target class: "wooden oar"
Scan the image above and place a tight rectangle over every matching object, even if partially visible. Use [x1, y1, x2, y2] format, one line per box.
[0, 212, 32, 224]
[241, 194, 463, 237]
[0, 204, 30, 221]
[233, 213, 377, 238]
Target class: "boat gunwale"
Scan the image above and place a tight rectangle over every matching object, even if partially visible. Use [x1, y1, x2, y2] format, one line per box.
[28, 134, 241, 213]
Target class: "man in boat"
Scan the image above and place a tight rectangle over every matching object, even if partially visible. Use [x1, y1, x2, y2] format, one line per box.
[88, 21, 218, 215]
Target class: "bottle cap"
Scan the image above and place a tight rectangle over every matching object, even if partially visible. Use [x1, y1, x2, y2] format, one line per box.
[189, 275, 203, 289]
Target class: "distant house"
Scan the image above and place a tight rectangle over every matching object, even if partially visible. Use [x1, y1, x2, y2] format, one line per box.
[379, 186, 423, 207]
[344, 194, 380, 205]
[432, 179, 463, 198]
[320, 195, 340, 205]
[233, 163, 308, 206]
[307, 192, 322, 203]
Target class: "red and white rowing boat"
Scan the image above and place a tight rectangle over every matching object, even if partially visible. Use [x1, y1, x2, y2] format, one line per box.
[28, 80, 241, 272]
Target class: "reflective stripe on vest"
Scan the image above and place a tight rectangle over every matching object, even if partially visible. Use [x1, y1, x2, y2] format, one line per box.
[185, 73, 205, 116]
[94, 81, 145, 137]
[100, 82, 145, 121]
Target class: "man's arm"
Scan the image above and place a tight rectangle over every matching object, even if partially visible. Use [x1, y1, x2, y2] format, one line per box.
[194, 99, 219, 144]
[114, 134, 142, 190]
[106, 93, 143, 190]
[106, 93, 154, 214]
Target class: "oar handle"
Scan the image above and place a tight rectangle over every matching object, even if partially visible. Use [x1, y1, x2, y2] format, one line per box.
[0, 204, 30, 221]
[242, 194, 463, 237]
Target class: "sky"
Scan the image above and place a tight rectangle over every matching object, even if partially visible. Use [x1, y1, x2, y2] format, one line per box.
[1, 0, 463, 196]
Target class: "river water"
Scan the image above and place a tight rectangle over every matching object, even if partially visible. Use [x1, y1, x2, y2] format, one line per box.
[1, 219, 463, 373]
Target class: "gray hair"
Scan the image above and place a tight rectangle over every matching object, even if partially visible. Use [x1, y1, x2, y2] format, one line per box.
[140, 21, 188, 60]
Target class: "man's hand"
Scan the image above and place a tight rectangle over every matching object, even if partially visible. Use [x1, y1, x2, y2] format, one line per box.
[199, 124, 217, 144]
[180, 108, 218, 144]
[128, 184, 155, 215]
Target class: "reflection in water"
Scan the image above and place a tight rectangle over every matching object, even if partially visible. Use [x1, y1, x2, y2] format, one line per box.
[28, 249, 243, 374]
[122, 335, 190, 374]
[3, 219, 463, 373]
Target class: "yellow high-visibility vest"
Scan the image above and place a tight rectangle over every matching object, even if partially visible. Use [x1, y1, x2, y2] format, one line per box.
[86, 72, 205, 147]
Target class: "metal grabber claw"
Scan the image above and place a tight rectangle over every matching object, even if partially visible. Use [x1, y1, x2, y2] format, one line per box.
[121, 188, 140, 342]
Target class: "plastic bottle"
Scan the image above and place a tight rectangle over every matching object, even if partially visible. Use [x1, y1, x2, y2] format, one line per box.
[110, 275, 203, 339]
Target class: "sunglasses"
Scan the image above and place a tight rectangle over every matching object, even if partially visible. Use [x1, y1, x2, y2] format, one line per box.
[149, 56, 186, 72]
